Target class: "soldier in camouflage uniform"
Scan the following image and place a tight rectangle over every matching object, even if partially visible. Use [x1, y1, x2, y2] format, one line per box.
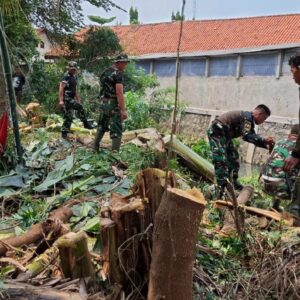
[283, 55, 300, 216]
[93, 54, 129, 152]
[59, 61, 93, 139]
[261, 125, 299, 210]
[207, 105, 275, 197]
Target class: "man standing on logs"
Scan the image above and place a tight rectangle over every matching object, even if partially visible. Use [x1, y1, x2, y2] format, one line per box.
[283, 54, 300, 216]
[207, 105, 275, 197]
[93, 54, 129, 152]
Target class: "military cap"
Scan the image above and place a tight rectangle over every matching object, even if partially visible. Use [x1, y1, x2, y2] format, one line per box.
[115, 54, 130, 63]
[68, 61, 78, 69]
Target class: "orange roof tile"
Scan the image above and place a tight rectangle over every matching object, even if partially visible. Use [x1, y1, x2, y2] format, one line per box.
[111, 14, 300, 56]
[46, 14, 300, 58]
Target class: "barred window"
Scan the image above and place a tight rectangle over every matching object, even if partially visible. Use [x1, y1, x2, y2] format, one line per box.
[241, 53, 277, 76]
[180, 59, 206, 76]
[154, 60, 176, 77]
[136, 61, 151, 74]
[209, 56, 237, 76]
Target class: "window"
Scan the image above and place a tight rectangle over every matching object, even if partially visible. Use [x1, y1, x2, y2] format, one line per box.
[136, 61, 151, 74]
[181, 59, 206, 76]
[210, 56, 237, 76]
[40, 41, 45, 49]
[241, 53, 277, 76]
[281, 49, 300, 75]
[154, 60, 176, 77]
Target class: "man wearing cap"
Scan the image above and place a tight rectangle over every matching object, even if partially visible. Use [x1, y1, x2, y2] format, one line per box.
[59, 61, 93, 139]
[93, 54, 129, 152]
[207, 105, 275, 197]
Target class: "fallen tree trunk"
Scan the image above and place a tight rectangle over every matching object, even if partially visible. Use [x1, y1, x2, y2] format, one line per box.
[215, 200, 300, 226]
[221, 185, 254, 234]
[148, 187, 206, 300]
[163, 135, 215, 182]
[0, 205, 73, 256]
[3, 281, 82, 300]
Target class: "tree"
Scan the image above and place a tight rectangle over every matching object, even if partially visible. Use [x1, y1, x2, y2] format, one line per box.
[171, 10, 184, 21]
[21, 0, 125, 42]
[129, 6, 139, 25]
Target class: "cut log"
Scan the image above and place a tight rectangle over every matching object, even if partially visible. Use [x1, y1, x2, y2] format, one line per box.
[0, 205, 73, 256]
[3, 281, 82, 300]
[134, 168, 177, 224]
[17, 246, 59, 281]
[55, 231, 95, 282]
[221, 185, 254, 234]
[163, 135, 215, 182]
[147, 187, 207, 300]
[214, 200, 300, 226]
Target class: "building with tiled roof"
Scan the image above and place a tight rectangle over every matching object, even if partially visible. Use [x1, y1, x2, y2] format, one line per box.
[45, 15, 300, 163]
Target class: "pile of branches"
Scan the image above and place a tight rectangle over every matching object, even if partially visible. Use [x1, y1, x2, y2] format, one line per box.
[243, 240, 300, 299]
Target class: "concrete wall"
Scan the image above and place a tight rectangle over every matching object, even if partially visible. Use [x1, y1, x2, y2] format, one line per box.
[158, 75, 299, 119]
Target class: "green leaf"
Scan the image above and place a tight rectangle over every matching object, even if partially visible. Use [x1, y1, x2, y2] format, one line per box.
[81, 216, 100, 233]
[0, 174, 24, 188]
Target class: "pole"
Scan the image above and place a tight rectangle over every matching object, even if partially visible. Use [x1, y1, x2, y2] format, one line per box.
[0, 9, 23, 160]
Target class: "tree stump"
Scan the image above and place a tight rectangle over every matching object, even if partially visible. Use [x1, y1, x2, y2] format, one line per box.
[55, 231, 95, 282]
[147, 187, 206, 300]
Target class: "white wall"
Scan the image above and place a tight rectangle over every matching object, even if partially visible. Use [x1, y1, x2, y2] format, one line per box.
[157, 74, 299, 120]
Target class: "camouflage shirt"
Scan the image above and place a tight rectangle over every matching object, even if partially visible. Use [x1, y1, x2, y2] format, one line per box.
[99, 66, 124, 98]
[214, 110, 267, 148]
[60, 72, 77, 98]
[263, 136, 299, 179]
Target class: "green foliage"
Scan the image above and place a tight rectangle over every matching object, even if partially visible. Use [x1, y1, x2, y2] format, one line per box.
[77, 27, 122, 75]
[124, 61, 159, 94]
[191, 139, 212, 161]
[148, 87, 187, 124]
[13, 199, 48, 229]
[87, 16, 116, 25]
[125, 91, 155, 130]
[129, 6, 139, 24]
[21, 0, 121, 42]
[23, 60, 65, 112]
[3, 8, 38, 63]
[171, 11, 185, 21]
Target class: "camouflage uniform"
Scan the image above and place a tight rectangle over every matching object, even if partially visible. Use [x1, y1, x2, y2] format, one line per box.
[261, 136, 299, 200]
[60, 72, 90, 136]
[207, 111, 268, 191]
[94, 66, 124, 151]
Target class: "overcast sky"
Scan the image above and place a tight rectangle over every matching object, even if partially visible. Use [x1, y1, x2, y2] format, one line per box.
[82, 0, 300, 25]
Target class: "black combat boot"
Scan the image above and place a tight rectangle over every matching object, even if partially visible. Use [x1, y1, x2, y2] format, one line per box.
[61, 131, 68, 139]
[112, 138, 122, 152]
[233, 180, 244, 191]
[83, 121, 94, 129]
[93, 130, 105, 152]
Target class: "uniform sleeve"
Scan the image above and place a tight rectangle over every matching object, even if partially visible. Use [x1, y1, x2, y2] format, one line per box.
[21, 74, 26, 85]
[60, 75, 68, 85]
[241, 119, 268, 148]
[114, 71, 124, 84]
[292, 127, 300, 158]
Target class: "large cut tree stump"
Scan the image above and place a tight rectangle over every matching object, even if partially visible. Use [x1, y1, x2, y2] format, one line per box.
[147, 188, 206, 300]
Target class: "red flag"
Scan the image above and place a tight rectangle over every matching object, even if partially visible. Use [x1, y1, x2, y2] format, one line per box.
[0, 112, 8, 156]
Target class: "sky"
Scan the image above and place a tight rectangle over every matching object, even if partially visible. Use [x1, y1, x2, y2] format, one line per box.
[82, 0, 300, 25]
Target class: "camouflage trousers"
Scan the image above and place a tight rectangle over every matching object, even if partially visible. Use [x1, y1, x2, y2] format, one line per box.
[62, 97, 88, 133]
[261, 176, 291, 200]
[95, 98, 122, 140]
[207, 124, 239, 188]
